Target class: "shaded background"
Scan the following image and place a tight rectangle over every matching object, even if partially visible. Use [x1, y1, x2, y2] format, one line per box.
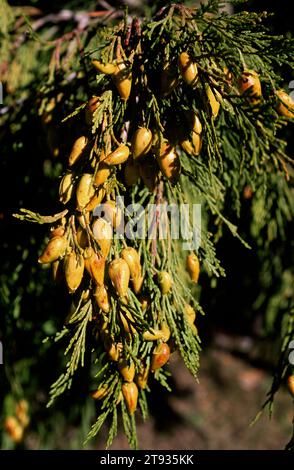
[0, 0, 293, 449]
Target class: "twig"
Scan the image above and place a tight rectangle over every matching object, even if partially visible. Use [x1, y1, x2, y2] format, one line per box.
[13, 208, 68, 224]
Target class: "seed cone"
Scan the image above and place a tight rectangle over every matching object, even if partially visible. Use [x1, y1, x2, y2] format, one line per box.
[160, 321, 171, 342]
[85, 188, 105, 212]
[121, 247, 142, 293]
[180, 111, 203, 156]
[91, 386, 109, 400]
[94, 284, 110, 313]
[238, 69, 262, 105]
[287, 375, 294, 397]
[186, 252, 200, 283]
[184, 304, 196, 325]
[77, 211, 90, 229]
[68, 136, 87, 167]
[158, 271, 172, 294]
[4, 417, 23, 443]
[94, 161, 111, 186]
[136, 366, 149, 390]
[59, 172, 74, 204]
[15, 402, 30, 428]
[178, 52, 198, 86]
[16, 400, 29, 416]
[38, 236, 67, 264]
[109, 258, 130, 297]
[102, 331, 123, 361]
[50, 226, 65, 238]
[92, 218, 112, 258]
[205, 84, 222, 118]
[76, 173, 95, 211]
[92, 60, 116, 75]
[84, 247, 106, 286]
[276, 90, 294, 118]
[64, 251, 84, 293]
[112, 62, 132, 101]
[120, 311, 137, 334]
[143, 329, 165, 341]
[101, 200, 122, 228]
[151, 343, 171, 371]
[106, 341, 123, 362]
[122, 382, 138, 414]
[103, 144, 130, 166]
[118, 360, 135, 382]
[131, 127, 153, 160]
[156, 143, 180, 182]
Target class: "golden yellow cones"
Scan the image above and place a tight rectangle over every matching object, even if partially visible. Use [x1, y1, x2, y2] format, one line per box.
[101, 200, 122, 228]
[68, 136, 87, 167]
[276, 90, 294, 118]
[205, 85, 222, 118]
[59, 172, 74, 204]
[50, 226, 65, 238]
[112, 62, 132, 101]
[178, 52, 198, 86]
[92, 58, 132, 101]
[15, 400, 30, 429]
[84, 247, 106, 286]
[238, 69, 262, 105]
[76, 173, 95, 211]
[120, 311, 137, 334]
[131, 127, 153, 160]
[103, 144, 130, 166]
[140, 297, 149, 312]
[118, 360, 135, 382]
[77, 211, 90, 229]
[109, 258, 130, 297]
[92, 60, 116, 75]
[94, 161, 111, 186]
[180, 111, 203, 156]
[38, 236, 67, 264]
[186, 252, 200, 283]
[143, 329, 165, 341]
[136, 366, 149, 390]
[151, 343, 171, 371]
[287, 375, 294, 397]
[156, 143, 180, 182]
[122, 382, 138, 414]
[64, 251, 84, 293]
[85, 188, 105, 212]
[93, 285, 110, 313]
[121, 247, 142, 293]
[160, 321, 171, 342]
[158, 271, 172, 294]
[91, 386, 109, 400]
[92, 218, 112, 258]
[4, 416, 23, 443]
[184, 304, 196, 325]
